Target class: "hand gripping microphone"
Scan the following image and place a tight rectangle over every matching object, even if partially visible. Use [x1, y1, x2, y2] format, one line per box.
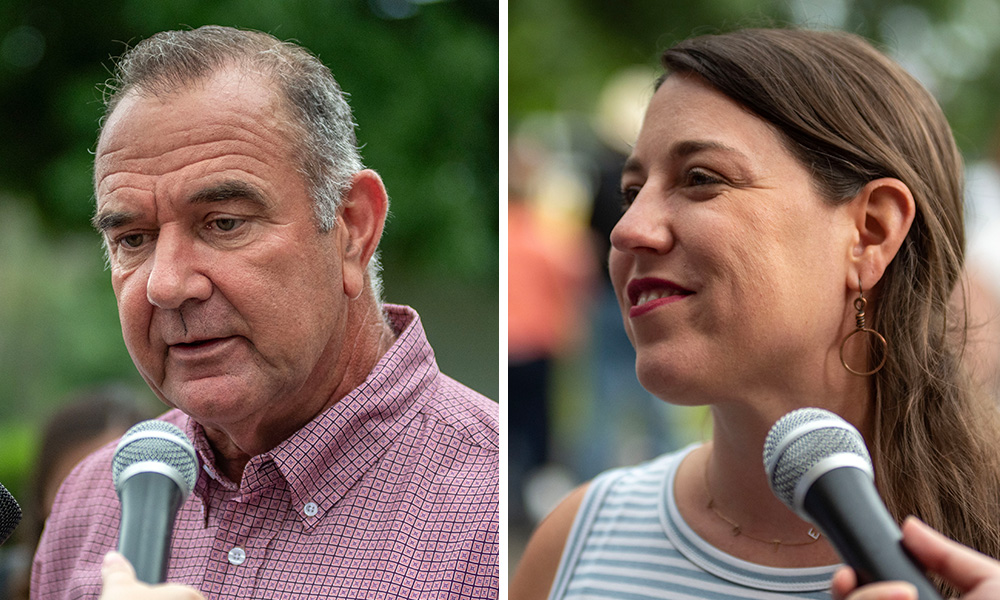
[112, 420, 198, 584]
[763, 408, 942, 600]
[0, 482, 21, 545]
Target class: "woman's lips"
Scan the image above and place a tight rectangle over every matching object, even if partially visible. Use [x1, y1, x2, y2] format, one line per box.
[627, 278, 693, 318]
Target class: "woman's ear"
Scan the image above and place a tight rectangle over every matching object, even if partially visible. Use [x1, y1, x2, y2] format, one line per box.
[845, 177, 916, 290]
[338, 169, 388, 299]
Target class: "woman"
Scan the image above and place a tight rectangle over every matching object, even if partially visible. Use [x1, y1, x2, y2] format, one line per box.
[511, 28, 1000, 599]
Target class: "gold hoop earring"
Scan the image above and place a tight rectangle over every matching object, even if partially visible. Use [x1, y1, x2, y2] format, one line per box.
[839, 284, 887, 376]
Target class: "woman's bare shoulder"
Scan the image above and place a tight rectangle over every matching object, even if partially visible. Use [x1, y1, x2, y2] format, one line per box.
[509, 482, 591, 600]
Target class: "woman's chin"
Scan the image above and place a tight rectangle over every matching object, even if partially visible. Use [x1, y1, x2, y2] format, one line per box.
[635, 363, 709, 407]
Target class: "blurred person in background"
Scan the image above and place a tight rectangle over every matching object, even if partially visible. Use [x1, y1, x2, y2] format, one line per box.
[508, 136, 596, 525]
[0, 384, 151, 600]
[32, 25, 498, 599]
[512, 27, 1000, 599]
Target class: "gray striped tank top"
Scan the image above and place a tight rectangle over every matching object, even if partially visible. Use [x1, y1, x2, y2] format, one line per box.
[548, 445, 839, 599]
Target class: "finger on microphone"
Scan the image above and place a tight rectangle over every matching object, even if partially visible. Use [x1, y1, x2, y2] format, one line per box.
[846, 581, 917, 600]
[101, 551, 206, 600]
[832, 566, 918, 600]
[101, 551, 137, 586]
[831, 565, 858, 600]
[900, 517, 1000, 594]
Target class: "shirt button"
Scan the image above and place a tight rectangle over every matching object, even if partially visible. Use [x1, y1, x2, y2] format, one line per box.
[227, 546, 246, 566]
[303, 501, 319, 517]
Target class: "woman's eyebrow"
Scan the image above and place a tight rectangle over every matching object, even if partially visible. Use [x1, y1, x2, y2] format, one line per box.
[622, 139, 749, 178]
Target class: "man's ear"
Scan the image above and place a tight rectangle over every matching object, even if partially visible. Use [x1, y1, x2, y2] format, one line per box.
[338, 169, 388, 299]
[845, 177, 916, 290]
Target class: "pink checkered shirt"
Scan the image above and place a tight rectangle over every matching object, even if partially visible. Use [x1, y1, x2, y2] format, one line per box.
[32, 305, 499, 599]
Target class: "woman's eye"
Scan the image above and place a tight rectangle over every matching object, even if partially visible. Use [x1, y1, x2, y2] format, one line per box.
[620, 186, 640, 210]
[686, 168, 725, 186]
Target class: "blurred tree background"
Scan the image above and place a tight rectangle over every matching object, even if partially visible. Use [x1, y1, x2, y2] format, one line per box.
[511, 0, 1000, 153]
[508, 0, 1000, 574]
[0, 0, 498, 502]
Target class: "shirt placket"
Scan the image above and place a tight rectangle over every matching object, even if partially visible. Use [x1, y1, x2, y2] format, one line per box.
[202, 462, 286, 598]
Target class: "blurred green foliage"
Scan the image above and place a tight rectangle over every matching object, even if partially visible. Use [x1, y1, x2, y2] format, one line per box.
[510, 0, 1000, 160]
[0, 0, 497, 503]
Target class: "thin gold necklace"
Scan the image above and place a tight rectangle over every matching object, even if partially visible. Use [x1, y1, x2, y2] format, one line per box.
[703, 461, 822, 552]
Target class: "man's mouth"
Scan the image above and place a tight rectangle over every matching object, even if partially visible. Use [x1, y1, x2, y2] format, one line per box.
[167, 336, 238, 360]
[173, 338, 223, 348]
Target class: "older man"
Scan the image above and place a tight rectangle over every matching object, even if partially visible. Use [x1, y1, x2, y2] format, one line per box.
[32, 26, 498, 599]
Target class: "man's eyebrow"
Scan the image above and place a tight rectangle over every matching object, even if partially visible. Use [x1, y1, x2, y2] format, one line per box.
[188, 180, 271, 209]
[92, 208, 139, 234]
[91, 180, 271, 234]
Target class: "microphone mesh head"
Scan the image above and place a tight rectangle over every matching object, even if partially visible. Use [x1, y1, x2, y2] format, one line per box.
[112, 420, 198, 498]
[763, 408, 872, 510]
[0, 482, 21, 545]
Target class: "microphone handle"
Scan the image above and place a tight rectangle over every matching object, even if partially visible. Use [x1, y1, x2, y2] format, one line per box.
[117, 472, 183, 584]
[803, 467, 942, 600]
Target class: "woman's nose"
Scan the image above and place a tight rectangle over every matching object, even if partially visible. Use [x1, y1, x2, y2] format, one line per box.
[609, 187, 674, 255]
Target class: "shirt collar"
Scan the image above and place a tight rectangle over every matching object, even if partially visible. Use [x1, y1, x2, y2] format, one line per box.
[188, 304, 438, 517]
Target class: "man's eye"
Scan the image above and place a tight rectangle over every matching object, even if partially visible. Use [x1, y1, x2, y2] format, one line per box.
[120, 233, 145, 249]
[212, 218, 243, 232]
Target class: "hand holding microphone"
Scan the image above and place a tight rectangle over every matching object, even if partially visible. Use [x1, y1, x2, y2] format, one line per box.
[763, 408, 942, 599]
[100, 552, 205, 600]
[112, 420, 198, 584]
[832, 517, 1000, 600]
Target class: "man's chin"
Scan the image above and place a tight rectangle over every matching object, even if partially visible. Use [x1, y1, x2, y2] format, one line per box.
[159, 375, 259, 419]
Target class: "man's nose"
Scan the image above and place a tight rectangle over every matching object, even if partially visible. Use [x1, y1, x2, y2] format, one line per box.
[145, 230, 212, 309]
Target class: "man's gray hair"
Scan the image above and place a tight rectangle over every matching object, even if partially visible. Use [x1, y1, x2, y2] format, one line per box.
[100, 25, 384, 300]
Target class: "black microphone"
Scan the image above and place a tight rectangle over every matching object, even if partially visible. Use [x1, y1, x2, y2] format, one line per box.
[763, 408, 942, 600]
[0, 482, 21, 545]
[111, 420, 198, 584]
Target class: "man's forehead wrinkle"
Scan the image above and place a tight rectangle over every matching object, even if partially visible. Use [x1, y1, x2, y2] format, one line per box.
[98, 118, 291, 172]
[97, 182, 151, 199]
[96, 145, 282, 198]
[101, 121, 283, 157]
[92, 180, 150, 229]
[97, 90, 295, 183]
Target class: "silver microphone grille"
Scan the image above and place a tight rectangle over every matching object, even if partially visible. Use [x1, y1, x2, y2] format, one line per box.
[763, 408, 872, 513]
[112, 420, 198, 498]
[0, 482, 21, 545]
